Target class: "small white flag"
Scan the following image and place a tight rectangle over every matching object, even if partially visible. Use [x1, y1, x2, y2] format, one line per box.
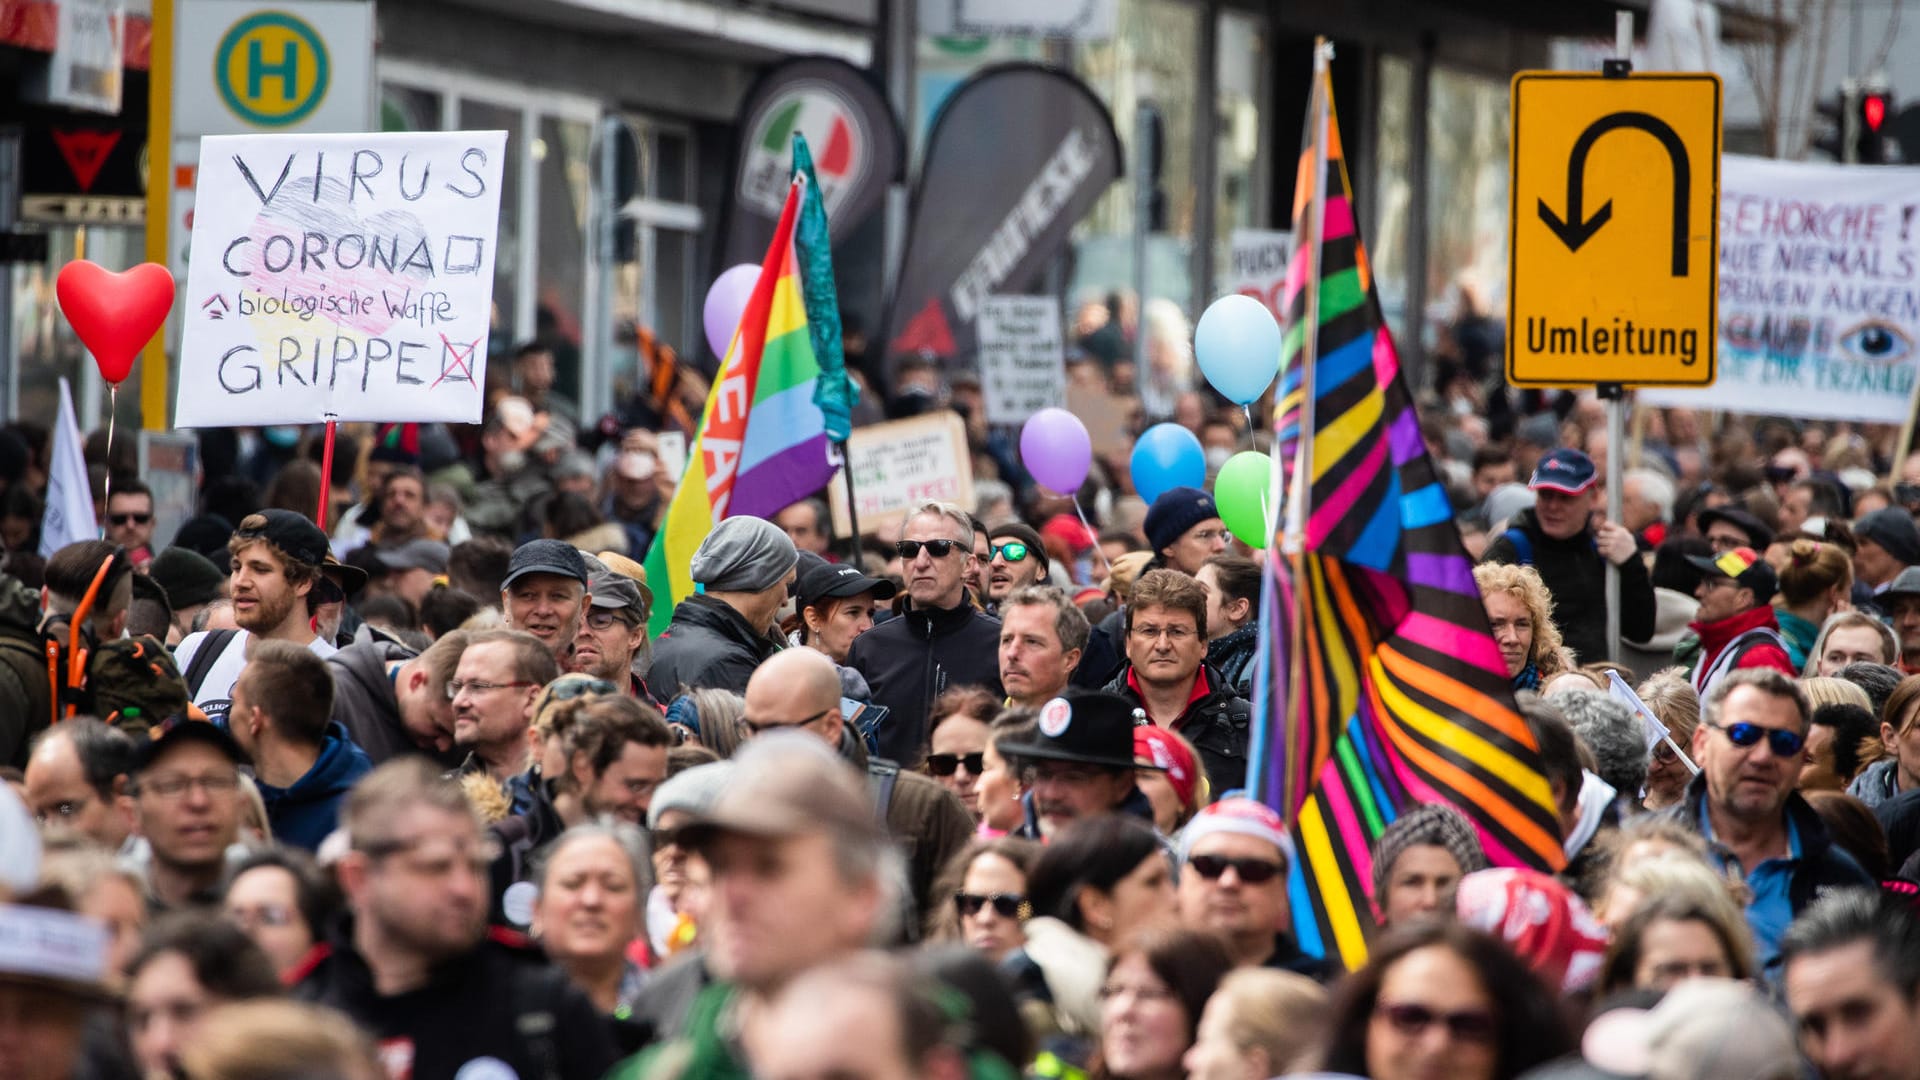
[1606, 670, 1669, 750]
[39, 378, 96, 558]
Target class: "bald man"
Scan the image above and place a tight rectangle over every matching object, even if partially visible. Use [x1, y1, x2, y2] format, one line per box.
[742, 649, 973, 916]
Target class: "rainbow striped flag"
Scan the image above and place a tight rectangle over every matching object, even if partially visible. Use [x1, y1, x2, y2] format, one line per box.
[1247, 48, 1565, 971]
[641, 179, 838, 636]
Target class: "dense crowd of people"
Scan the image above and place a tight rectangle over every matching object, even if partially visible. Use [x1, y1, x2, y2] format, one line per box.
[5, 340, 1920, 1080]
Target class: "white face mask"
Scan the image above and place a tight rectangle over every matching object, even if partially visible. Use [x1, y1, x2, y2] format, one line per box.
[1206, 446, 1233, 472]
[496, 449, 527, 473]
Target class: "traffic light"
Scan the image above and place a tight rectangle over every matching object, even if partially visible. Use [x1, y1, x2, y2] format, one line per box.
[1813, 86, 1858, 162]
[1858, 88, 1894, 163]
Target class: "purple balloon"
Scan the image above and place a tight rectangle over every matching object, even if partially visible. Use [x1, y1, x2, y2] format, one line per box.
[1020, 407, 1093, 495]
[703, 263, 762, 360]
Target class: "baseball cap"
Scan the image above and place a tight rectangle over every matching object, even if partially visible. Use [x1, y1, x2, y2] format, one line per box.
[1684, 546, 1779, 603]
[377, 538, 451, 575]
[995, 692, 1151, 771]
[502, 539, 590, 590]
[131, 714, 246, 774]
[1528, 448, 1598, 495]
[584, 557, 650, 623]
[677, 731, 881, 849]
[1581, 979, 1796, 1079]
[232, 509, 328, 569]
[794, 551, 897, 609]
[0, 902, 113, 1003]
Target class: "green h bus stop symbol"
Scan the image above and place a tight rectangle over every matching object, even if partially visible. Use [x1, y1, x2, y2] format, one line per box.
[214, 12, 330, 127]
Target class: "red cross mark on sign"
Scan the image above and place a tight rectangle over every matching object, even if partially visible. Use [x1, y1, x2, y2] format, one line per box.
[431, 335, 478, 388]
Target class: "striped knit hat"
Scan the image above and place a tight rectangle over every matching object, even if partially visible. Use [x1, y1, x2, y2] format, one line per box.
[1371, 803, 1487, 901]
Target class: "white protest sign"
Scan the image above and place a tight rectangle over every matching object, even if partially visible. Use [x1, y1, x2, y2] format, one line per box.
[1228, 229, 1293, 326]
[176, 130, 507, 427]
[1640, 155, 1920, 422]
[977, 295, 1066, 425]
[828, 411, 974, 538]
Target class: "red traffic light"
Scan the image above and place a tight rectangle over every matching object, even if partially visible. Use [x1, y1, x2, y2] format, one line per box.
[1864, 93, 1890, 132]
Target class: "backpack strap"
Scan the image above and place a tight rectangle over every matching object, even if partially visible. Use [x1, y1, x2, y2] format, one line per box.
[1502, 527, 1534, 566]
[183, 629, 240, 698]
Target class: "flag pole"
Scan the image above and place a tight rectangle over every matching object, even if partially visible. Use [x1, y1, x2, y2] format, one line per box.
[1283, 40, 1334, 811]
[317, 418, 337, 531]
[839, 445, 862, 563]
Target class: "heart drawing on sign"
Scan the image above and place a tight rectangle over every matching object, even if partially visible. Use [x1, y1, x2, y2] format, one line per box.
[55, 260, 176, 385]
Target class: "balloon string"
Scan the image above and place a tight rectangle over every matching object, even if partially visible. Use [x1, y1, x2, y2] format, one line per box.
[103, 385, 115, 539]
[1243, 404, 1255, 447]
[1072, 496, 1110, 581]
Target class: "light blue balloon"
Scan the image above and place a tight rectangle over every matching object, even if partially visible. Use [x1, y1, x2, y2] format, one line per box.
[1130, 423, 1206, 504]
[1194, 294, 1283, 405]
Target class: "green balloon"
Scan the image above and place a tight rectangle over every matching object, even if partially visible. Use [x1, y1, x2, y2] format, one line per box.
[1214, 451, 1275, 548]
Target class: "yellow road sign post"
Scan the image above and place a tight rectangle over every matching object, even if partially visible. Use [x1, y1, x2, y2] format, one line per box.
[1507, 71, 1722, 388]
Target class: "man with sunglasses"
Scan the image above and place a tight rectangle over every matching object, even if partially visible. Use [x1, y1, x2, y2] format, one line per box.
[984, 523, 1049, 612]
[102, 480, 156, 566]
[1176, 798, 1332, 978]
[1662, 668, 1873, 977]
[1683, 546, 1795, 695]
[847, 501, 1003, 764]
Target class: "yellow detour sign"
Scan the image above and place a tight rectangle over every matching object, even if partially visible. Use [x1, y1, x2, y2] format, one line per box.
[1507, 72, 1721, 388]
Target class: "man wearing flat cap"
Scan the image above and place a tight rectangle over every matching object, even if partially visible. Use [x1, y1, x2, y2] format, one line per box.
[571, 554, 654, 700]
[649, 517, 797, 696]
[501, 539, 593, 666]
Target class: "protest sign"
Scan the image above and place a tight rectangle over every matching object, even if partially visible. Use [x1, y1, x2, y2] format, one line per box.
[828, 411, 974, 538]
[1228, 229, 1293, 326]
[176, 129, 507, 427]
[1639, 155, 1920, 422]
[977, 295, 1067, 425]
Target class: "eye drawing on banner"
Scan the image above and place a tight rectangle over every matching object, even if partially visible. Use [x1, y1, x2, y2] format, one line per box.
[175, 130, 508, 428]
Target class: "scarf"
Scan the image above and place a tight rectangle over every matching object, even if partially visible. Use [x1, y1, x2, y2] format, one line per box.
[1512, 662, 1543, 692]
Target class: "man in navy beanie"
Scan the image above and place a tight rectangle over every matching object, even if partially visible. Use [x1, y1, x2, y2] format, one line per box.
[1144, 486, 1229, 574]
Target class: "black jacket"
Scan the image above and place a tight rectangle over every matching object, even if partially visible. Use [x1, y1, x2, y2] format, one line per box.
[1482, 509, 1656, 665]
[327, 640, 462, 768]
[847, 596, 1003, 764]
[1072, 608, 1128, 690]
[1104, 664, 1251, 794]
[647, 594, 782, 696]
[296, 923, 617, 1080]
[0, 574, 49, 767]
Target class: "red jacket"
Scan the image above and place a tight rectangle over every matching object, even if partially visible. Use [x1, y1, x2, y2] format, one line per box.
[1689, 604, 1796, 691]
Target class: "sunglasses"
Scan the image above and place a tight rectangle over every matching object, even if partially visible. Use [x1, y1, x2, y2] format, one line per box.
[1187, 853, 1284, 884]
[991, 541, 1030, 562]
[1708, 719, 1805, 758]
[896, 538, 966, 560]
[108, 513, 152, 526]
[927, 752, 984, 776]
[955, 892, 1030, 920]
[1374, 1001, 1497, 1043]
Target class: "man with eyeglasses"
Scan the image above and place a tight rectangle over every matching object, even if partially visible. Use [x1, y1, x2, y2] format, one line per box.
[985, 522, 1049, 611]
[1483, 447, 1653, 667]
[1176, 798, 1332, 977]
[1697, 506, 1775, 555]
[1683, 547, 1795, 695]
[1105, 569, 1249, 793]
[102, 479, 156, 566]
[228, 639, 371, 851]
[570, 558, 655, 700]
[1143, 486, 1229, 574]
[1662, 668, 1873, 977]
[650, 516, 797, 696]
[127, 716, 247, 910]
[847, 500, 1003, 764]
[450, 629, 559, 786]
[741, 647, 971, 915]
[297, 758, 617, 1079]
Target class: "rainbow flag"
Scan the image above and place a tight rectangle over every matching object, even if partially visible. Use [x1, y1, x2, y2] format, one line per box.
[1247, 47, 1565, 971]
[642, 179, 838, 636]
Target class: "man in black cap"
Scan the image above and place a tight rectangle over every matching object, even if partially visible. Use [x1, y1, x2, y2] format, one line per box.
[1855, 507, 1920, 603]
[1685, 546, 1796, 695]
[500, 538, 592, 665]
[651, 516, 797, 696]
[995, 689, 1158, 839]
[1483, 447, 1653, 665]
[571, 555, 652, 697]
[173, 510, 337, 724]
[985, 522, 1049, 612]
[128, 715, 247, 909]
[1698, 506, 1776, 554]
[1144, 487, 1229, 574]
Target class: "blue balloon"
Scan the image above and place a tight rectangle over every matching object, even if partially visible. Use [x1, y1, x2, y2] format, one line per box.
[1194, 294, 1283, 405]
[1130, 423, 1207, 504]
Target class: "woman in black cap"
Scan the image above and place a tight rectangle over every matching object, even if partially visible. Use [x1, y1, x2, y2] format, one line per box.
[790, 551, 897, 665]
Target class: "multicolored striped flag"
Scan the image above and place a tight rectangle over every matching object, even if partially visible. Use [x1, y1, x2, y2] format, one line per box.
[1247, 44, 1566, 972]
[641, 174, 839, 636]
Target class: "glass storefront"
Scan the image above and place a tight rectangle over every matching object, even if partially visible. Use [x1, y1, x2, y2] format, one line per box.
[1425, 65, 1509, 346]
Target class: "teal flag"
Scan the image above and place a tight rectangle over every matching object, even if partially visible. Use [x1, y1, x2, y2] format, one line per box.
[792, 133, 856, 442]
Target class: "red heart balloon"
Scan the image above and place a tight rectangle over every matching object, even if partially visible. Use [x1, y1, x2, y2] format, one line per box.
[55, 260, 175, 385]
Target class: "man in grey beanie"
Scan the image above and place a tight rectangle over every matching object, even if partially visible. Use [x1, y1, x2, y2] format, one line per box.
[1370, 803, 1486, 930]
[646, 517, 798, 696]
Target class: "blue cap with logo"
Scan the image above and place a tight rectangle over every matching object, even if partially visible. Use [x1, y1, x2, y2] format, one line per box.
[1528, 448, 1598, 495]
